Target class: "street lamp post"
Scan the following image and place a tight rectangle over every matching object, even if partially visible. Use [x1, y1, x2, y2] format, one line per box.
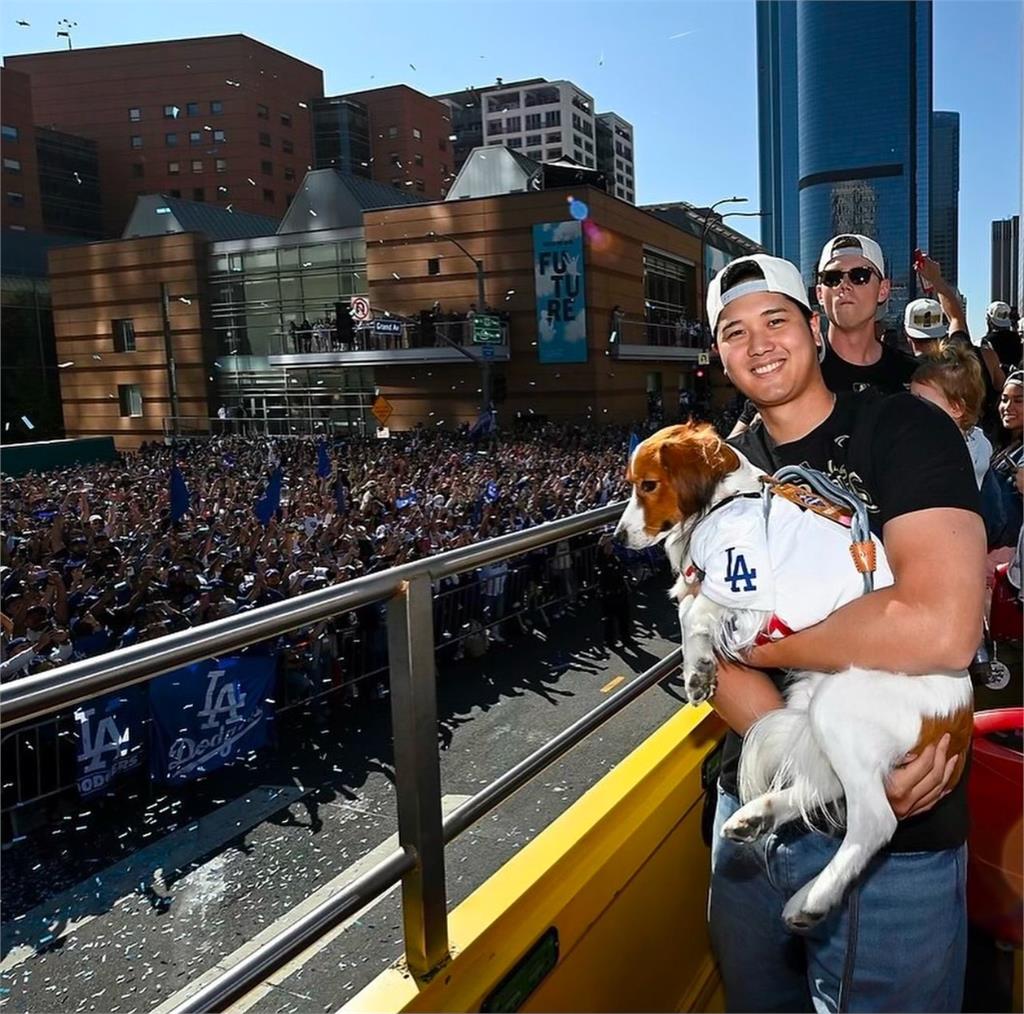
[427, 231, 491, 411]
[699, 196, 747, 344]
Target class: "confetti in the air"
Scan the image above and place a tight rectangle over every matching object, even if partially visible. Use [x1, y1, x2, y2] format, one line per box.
[91, 353, 102, 360]
[170, 106, 180, 118]
[669, 30, 696, 39]
[298, 101, 308, 109]
[58, 361, 74, 368]
[409, 63, 416, 71]
[309, 209, 317, 216]
[226, 79, 241, 87]
[16, 20, 30, 26]
[21, 416, 34, 430]
[73, 171, 82, 184]
[392, 272, 400, 279]
[448, 134, 457, 141]
[179, 296, 191, 304]
[247, 177, 256, 186]
[226, 204, 233, 212]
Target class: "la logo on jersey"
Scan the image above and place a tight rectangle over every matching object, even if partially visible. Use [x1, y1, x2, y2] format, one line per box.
[198, 670, 247, 730]
[725, 547, 758, 593]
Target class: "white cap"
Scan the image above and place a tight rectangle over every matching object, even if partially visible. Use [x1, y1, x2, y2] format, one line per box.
[817, 234, 886, 277]
[904, 298, 948, 341]
[986, 300, 1013, 329]
[707, 254, 811, 335]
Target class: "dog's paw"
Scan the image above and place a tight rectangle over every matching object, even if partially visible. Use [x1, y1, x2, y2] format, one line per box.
[683, 655, 717, 704]
[721, 806, 775, 844]
[782, 881, 829, 932]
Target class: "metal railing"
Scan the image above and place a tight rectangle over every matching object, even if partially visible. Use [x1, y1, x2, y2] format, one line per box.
[277, 319, 510, 355]
[611, 317, 710, 349]
[0, 502, 685, 1012]
[161, 415, 366, 438]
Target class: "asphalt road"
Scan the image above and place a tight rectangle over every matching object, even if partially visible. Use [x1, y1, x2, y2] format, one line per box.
[1, 581, 694, 1014]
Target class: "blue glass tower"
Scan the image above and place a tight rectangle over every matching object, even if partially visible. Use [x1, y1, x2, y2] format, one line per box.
[756, 0, 801, 263]
[930, 111, 960, 288]
[796, 1, 932, 321]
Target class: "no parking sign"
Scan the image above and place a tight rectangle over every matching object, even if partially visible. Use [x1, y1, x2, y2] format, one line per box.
[350, 296, 371, 321]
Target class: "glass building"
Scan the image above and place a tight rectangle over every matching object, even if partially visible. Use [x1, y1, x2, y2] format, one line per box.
[311, 97, 373, 177]
[797, 1, 932, 322]
[929, 112, 960, 288]
[756, 0, 801, 263]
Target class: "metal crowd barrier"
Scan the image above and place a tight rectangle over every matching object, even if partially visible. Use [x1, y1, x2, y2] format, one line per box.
[0, 502, 685, 1013]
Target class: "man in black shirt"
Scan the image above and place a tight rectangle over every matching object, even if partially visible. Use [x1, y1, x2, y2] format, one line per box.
[704, 253, 985, 1012]
[984, 300, 1022, 372]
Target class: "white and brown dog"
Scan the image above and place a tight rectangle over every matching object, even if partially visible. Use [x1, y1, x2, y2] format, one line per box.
[613, 423, 972, 929]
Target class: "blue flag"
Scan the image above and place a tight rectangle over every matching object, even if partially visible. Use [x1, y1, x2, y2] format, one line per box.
[316, 439, 331, 479]
[170, 464, 190, 522]
[74, 686, 147, 797]
[628, 431, 640, 459]
[484, 480, 500, 503]
[254, 466, 283, 526]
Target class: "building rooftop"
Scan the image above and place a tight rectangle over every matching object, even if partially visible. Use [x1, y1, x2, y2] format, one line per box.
[122, 195, 280, 242]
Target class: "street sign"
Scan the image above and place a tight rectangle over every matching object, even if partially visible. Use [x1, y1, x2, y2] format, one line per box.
[472, 314, 502, 344]
[372, 395, 393, 427]
[372, 319, 403, 336]
[350, 296, 371, 322]
[697, 351, 710, 365]
[481, 344, 495, 359]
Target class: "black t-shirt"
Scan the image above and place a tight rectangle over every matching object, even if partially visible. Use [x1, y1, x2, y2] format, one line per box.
[986, 327, 1022, 372]
[820, 337, 918, 394]
[723, 390, 981, 853]
[734, 338, 918, 428]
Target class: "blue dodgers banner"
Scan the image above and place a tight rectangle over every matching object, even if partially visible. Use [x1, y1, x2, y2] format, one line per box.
[532, 221, 588, 364]
[73, 686, 147, 797]
[149, 656, 277, 784]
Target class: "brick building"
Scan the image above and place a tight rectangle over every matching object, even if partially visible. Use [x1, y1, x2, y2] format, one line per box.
[1, 67, 44, 232]
[5, 34, 324, 236]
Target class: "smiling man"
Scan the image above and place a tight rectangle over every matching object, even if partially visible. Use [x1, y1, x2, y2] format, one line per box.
[703, 253, 986, 1013]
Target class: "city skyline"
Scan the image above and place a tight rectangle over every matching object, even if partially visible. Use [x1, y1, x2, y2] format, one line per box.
[2, 0, 1020, 333]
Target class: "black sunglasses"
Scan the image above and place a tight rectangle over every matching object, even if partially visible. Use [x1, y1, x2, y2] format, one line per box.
[818, 266, 880, 288]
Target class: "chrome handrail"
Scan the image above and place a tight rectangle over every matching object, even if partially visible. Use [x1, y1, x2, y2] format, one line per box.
[1, 497, 683, 1013]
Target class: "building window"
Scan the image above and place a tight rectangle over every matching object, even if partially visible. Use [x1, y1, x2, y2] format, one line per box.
[259, 131, 271, 147]
[525, 134, 542, 147]
[112, 319, 136, 353]
[168, 161, 180, 175]
[213, 129, 226, 143]
[263, 188, 274, 203]
[261, 160, 273, 175]
[547, 147, 562, 159]
[526, 150, 542, 161]
[427, 257, 440, 275]
[626, 190, 634, 202]
[128, 107, 141, 122]
[130, 135, 143, 149]
[585, 156, 594, 167]
[2, 157, 22, 174]
[280, 112, 292, 128]
[544, 110, 561, 127]
[283, 166, 295, 181]
[525, 113, 542, 131]
[186, 101, 200, 117]
[387, 125, 398, 139]
[414, 152, 424, 166]
[508, 137, 523, 148]
[193, 187, 205, 201]
[191, 159, 203, 173]
[486, 121, 503, 137]
[412, 127, 422, 140]
[257, 103, 269, 119]
[215, 158, 227, 173]
[545, 131, 561, 144]
[132, 162, 144, 178]
[1, 124, 18, 142]
[210, 100, 223, 115]
[189, 130, 202, 145]
[506, 116, 521, 132]
[118, 384, 143, 418]
[165, 133, 178, 147]
[6, 192, 25, 207]
[163, 104, 178, 119]
[282, 138, 294, 154]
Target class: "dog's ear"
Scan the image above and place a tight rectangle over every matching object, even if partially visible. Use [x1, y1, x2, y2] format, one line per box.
[658, 428, 739, 519]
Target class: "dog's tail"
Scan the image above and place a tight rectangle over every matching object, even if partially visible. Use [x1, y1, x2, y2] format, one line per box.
[738, 709, 844, 829]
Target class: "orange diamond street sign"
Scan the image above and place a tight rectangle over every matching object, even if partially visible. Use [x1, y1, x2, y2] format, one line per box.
[372, 395, 394, 427]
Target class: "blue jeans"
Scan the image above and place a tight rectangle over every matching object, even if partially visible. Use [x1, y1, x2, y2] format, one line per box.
[709, 786, 967, 1013]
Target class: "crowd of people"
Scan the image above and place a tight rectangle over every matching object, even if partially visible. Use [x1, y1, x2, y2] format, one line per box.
[0, 423, 646, 691]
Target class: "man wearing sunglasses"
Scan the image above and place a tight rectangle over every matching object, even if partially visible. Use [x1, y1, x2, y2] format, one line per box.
[815, 233, 919, 396]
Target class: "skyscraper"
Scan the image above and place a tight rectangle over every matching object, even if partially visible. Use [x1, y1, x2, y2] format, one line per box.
[991, 215, 1020, 309]
[756, 1, 933, 322]
[930, 111, 960, 287]
[756, 0, 800, 262]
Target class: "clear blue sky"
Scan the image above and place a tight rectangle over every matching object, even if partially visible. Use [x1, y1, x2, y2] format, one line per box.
[3, 0, 1020, 333]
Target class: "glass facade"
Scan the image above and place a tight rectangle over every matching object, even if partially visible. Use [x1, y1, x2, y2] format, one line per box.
[207, 236, 367, 361]
[929, 111, 960, 287]
[797, 1, 932, 325]
[311, 97, 372, 176]
[756, 0, 801, 263]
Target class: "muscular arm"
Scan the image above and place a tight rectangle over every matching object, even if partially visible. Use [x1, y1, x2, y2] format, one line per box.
[747, 507, 985, 674]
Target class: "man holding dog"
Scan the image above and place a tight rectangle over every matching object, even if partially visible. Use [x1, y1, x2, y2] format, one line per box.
[704, 252, 986, 1012]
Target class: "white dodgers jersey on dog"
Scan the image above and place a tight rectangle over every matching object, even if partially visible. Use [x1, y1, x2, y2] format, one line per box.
[689, 495, 893, 638]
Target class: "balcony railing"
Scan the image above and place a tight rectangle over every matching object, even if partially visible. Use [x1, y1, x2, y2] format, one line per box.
[0, 502, 689, 1013]
[609, 316, 710, 360]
